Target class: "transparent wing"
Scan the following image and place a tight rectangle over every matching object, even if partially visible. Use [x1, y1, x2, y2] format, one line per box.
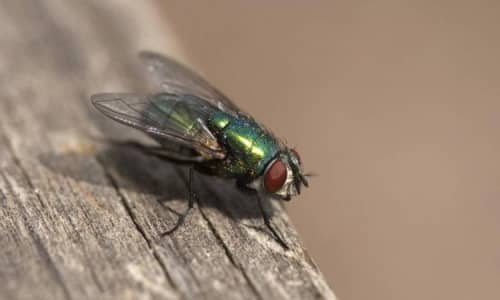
[91, 93, 225, 159]
[139, 51, 241, 114]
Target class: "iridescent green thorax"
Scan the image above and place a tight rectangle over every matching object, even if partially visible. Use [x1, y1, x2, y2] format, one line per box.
[207, 111, 280, 180]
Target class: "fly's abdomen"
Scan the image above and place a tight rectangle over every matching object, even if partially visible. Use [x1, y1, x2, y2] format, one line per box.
[208, 111, 279, 179]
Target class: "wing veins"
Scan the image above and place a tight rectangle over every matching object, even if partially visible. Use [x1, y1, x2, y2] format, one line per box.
[92, 95, 224, 157]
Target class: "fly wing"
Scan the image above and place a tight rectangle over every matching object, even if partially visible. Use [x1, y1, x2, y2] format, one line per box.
[138, 51, 288, 155]
[139, 51, 241, 114]
[91, 93, 225, 160]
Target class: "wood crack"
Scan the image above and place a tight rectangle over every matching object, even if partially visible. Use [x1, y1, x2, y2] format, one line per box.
[197, 201, 263, 300]
[94, 156, 181, 297]
[1, 131, 73, 300]
[60, 178, 105, 293]
[28, 228, 74, 300]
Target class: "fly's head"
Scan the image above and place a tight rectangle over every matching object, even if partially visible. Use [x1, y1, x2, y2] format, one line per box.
[249, 148, 309, 201]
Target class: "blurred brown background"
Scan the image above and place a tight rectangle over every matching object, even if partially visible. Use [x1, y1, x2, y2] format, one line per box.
[151, 1, 500, 299]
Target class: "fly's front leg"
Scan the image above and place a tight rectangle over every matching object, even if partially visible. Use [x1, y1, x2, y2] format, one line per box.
[162, 167, 197, 236]
[256, 196, 289, 250]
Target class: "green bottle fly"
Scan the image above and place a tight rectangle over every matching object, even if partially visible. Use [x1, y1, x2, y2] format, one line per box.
[91, 51, 310, 249]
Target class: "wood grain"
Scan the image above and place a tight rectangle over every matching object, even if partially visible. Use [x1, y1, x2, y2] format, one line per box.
[0, 1, 335, 299]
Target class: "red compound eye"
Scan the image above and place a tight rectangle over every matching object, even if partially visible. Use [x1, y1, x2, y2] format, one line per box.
[264, 160, 287, 193]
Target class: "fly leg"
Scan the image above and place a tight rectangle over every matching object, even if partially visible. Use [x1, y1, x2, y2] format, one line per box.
[257, 196, 289, 250]
[129, 143, 204, 163]
[162, 167, 197, 236]
[96, 138, 205, 163]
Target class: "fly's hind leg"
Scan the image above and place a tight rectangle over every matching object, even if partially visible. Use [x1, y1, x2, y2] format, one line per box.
[162, 167, 197, 236]
[256, 196, 290, 250]
[99, 139, 202, 235]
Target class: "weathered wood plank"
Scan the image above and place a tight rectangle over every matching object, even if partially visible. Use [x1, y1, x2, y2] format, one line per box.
[0, 1, 335, 299]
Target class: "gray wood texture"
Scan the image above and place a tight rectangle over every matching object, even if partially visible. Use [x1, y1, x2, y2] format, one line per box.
[0, 1, 335, 299]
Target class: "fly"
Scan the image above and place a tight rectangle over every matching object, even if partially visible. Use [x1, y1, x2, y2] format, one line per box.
[91, 51, 310, 249]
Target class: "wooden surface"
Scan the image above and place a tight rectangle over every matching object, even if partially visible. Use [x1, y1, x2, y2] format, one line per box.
[0, 1, 335, 300]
